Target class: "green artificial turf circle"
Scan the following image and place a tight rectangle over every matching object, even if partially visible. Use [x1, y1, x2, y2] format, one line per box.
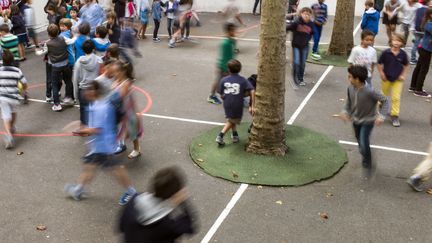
[190, 124, 348, 186]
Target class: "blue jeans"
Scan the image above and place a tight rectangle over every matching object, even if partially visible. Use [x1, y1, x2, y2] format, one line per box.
[292, 46, 309, 84]
[167, 18, 174, 37]
[353, 122, 374, 168]
[79, 88, 89, 125]
[312, 24, 322, 54]
[411, 32, 423, 62]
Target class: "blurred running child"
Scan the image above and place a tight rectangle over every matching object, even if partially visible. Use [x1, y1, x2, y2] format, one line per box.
[310, 0, 327, 60]
[64, 80, 137, 205]
[286, 7, 314, 89]
[216, 59, 255, 146]
[208, 23, 236, 105]
[106, 11, 121, 44]
[339, 65, 388, 173]
[347, 30, 377, 87]
[377, 33, 409, 127]
[0, 50, 27, 149]
[22, 0, 38, 48]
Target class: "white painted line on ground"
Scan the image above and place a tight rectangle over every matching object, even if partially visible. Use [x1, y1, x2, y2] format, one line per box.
[353, 19, 362, 37]
[201, 183, 248, 243]
[141, 113, 224, 126]
[287, 65, 334, 125]
[339, 140, 428, 156]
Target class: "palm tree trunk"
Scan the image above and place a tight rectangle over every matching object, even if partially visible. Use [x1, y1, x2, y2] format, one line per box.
[328, 0, 355, 56]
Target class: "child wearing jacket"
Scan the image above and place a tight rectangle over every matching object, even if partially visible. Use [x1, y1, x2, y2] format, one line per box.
[361, 0, 380, 36]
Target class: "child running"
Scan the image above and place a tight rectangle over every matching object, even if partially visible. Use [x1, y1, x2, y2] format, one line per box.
[339, 65, 388, 174]
[216, 59, 255, 146]
[377, 34, 409, 127]
[64, 80, 137, 205]
[347, 30, 377, 87]
[0, 50, 27, 149]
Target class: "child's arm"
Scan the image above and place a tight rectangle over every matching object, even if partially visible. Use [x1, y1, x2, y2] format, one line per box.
[372, 90, 388, 125]
[249, 90, 255, 116]
[361, 13, 367, 30]
[377, 63, 387, 81]
[35, 43, 48, 56]
[399, 64, 409, 81]
[339, 87, 352, 122]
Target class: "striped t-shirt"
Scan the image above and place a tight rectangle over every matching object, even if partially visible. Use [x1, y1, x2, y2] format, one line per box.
[0, 66, 27, 104]
[0, 34, 20, 60]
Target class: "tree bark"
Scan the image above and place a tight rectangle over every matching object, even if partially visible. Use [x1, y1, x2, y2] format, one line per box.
[328, 0, 355, 56]
[246, 0, 288, 156]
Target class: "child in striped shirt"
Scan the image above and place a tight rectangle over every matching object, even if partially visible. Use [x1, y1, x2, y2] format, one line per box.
[0, 23, 19, 66]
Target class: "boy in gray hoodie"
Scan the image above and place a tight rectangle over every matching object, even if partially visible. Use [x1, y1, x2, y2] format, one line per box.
[339, 65, 389, 173]
[73, 39, 102, 125]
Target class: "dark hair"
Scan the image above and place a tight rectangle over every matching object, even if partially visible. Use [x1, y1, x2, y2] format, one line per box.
[348, 65, 368, 83]
[365, 0, 374, 7]
[10, 5, 20, 16]
[360, 29, 375, 40]
[300, 7, 312, 14]
[227, 59, 242, 74]
[422, 8, 432, 31]
[78, 22, 91, 35]
[47, 24, 59, 37]
[85, 80, 102, 95]
[152, 167, 185, 200]
[96, 26, 108, 39]
[70, 7, 78, 13]
[59, 18, 73, 29]
[107, 44, 120, 58]
[0, 24, 10, 33]
[224, 22, 236, 33]
[122, 62, 135, 79]
[83, 40, 95, 54]
[2, 49, 14, 66]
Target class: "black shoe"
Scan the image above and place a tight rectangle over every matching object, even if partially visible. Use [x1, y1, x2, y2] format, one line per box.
[114, 144, 127, 154]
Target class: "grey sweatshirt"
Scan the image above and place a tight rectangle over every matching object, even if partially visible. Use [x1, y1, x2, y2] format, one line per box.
[342, 85, 389, 124]
[72, 53, 102, 98]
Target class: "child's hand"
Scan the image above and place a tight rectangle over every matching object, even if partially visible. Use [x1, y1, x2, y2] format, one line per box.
[374, 117, 384, 126]
[249, 106, 255, 116]
[380, 74, 387, 81]
[398, 75, 405, 81]
[339, 113, 351, 123]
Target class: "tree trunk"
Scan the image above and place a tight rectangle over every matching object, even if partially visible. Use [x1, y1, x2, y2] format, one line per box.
[246, 0, 288, 156]
[328, 0, 355, 56]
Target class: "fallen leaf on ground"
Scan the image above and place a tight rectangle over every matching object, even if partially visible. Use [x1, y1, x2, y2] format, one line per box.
[16, 151, 24, 155]
[196, 158, 204, 163]
[360, 189, 364, 193]
[319, 212, 329, 219]
[339, 98, 345, 101]
[326, 192, 333, 198]
[36, 225, 47, 231]
[198, 144, 203, 147]
[171, 74, 177, 76]
[257, 185, 263, 189]
[332, 114, 340, 117]
[231, 171, 239, 178]
[426, 188, 432, 195]
[426, 99, 431, 103]
[275, 200, 283, 205]
[254, 173, 258, 176]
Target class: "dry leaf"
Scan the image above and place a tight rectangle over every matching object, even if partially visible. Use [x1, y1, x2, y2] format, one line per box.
[426, 99, 431, 103]
[338, 98, 345, 101]
[231, 171, 239, 178]
[426, 188, 432, 195]
[275, 200, 283, 205]
[360, 189, 364, 193]
[257, 185, 263, 189]
[171, 74, 177, 76]
[198, 144, 203, 147]
[17, 151, 24, 155]
[319, 212, 329, 219]
[309, 157, 313, 160]
[325, 192, 334, 198]
[332, 114, 340, 117]
[196, 158, 204, 163]
[36, 225, 47, 231]
[254, 173, 258, 176]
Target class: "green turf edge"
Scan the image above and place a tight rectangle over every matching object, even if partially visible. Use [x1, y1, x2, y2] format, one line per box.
[189, 124, 348, 187]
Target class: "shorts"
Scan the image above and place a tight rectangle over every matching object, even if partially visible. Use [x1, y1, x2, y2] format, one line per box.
[383, 13, 398, 25]
[27, 28, 36, 39]
[0, 101, 16, 121]
[17, 33, 27, 44]
[82, 153, 121, 168]
[227, 118, 242, 124]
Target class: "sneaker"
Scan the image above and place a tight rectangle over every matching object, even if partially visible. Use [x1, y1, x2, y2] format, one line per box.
[127, 150, 141, 159]
[46, 97, 53, 103]
[410, 60, 417, 65]
[62, 97, 75, 106]
[153, 37, 161, 43]
[168, 39, 176, 48]
[408, 87, 415, 92]
[216, 135, 225, 145]
[407, 176, 424, 192]
[311, 53, 322, 60]
[119, 191, 136, 205]
[207, 95, 222, 105]
[414, 91, 432, 98]
[299, 81, 306, 86]
[64, 184, 83, 200]
[231, 134, 240, 143]
[114, 144, 127, 154]
[4, 134, 13, 149]
[52, 104, 62, 112]
[25, 44, 36, 49]
[391, 116, 400, 127]
[289, 79, 299, 90]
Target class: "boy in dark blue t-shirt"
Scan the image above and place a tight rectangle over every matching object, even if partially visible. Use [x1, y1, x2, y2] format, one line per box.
[216, 59, 255, 145]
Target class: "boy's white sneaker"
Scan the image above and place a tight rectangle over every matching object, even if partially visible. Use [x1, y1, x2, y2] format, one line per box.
[52, 104, 62, 112]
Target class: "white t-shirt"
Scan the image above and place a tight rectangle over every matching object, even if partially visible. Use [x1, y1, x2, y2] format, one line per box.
[224, 3, 239, 24]
[167, 1, 175, 19]
[394, 2, 422, 25]
[347, 45, 377, 78]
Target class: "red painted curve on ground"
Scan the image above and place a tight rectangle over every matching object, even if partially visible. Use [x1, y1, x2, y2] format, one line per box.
[0, 84, 153, 137]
